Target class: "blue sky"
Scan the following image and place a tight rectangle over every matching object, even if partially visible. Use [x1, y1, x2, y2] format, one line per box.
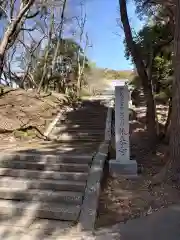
[85, 0, 144, 70]
[0, 0, 144, 72]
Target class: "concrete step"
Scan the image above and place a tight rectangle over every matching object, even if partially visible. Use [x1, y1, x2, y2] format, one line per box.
[69, 113, 106, 116]
[52, 128, 104, 134]
[65, 115, 106, 120]
[0, 161, 89, 172]
[56, 136, 104, 142]
[0, 154, 92, 165]
[0, 177, 86, 192]
[64, 120, 106, 124]
[55, 126, 105, 131]
[54, 127, 105, 133]
[0, 168, 88, 181]
[15, 144, 100, 155]
[28, 219, 74, 235]
[55, 124, 106, 130]
[53, 125, 104, 130]
[66, 111, 106, 115]
[56, 138, 104, 144]
[64, 119, 106, 122]
[0, 220, 74, 238]
[59, 131, 104, 136]
[0, 188, 83, 204]
[0, 200, 81, 221]
[54, 132, 104, 139]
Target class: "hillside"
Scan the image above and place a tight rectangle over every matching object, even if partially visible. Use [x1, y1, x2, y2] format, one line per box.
[0, 86, 72, 145]
[93, 68, 135, 80]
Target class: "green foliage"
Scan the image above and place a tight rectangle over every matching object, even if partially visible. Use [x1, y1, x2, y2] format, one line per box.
[33, 37, 90, 91]
[129, 74, 141, 88]
[124, 13, 173, 104]
[153, 56, 173, 96]
[154, 92, 169, 104]
[80, 87, 91, 97]
[124, 22, 172, 64]
[134, 0, 160, 20]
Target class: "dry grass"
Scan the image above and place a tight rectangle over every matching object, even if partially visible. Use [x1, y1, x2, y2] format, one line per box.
[0, 86, 69, 144]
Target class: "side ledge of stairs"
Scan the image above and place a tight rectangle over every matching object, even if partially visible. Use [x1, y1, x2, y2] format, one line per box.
[44, 106, 73, 139]
[78, 105, 113, 233]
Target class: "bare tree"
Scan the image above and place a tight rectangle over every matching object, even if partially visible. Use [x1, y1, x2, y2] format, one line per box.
[74, 2, 91, 98]
[37, 9, 55, 93]
[18, 37, 44, 89]
[0, 0, 38, 80]
[51, 0, 67, 73]
[37, 0, 68, 93]
[77, 33, 90, 98]
[75, 3, 87, 97]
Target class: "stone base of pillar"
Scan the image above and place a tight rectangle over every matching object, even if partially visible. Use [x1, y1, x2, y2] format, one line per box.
[109, 159, 138, 179]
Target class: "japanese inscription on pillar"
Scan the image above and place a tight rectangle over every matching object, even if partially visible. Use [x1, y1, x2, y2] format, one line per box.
[115, 85, 130, 162]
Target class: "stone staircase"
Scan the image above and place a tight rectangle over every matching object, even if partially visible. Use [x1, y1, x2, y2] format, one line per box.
[0, 154, 91, 221]
[131, 88, 146, 107]
[138, 88, 146, 107]
[0, 99, 108, 239]
[50, 100, 107, 144]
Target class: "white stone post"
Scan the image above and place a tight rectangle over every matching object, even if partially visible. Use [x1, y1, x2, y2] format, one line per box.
[115, 85, 130, 162]
[109, 83, 137, 178]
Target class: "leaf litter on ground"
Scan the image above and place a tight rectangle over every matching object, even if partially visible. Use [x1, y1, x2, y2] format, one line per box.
[96, 105, 180, 228]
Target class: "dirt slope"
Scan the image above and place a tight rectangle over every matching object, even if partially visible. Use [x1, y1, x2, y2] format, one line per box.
[0, 86, 68, 145]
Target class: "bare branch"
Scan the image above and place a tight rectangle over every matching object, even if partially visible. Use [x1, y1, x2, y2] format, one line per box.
[20, 26, 37, 31]
[0, 5, 11, 23]
[51, 0, 67, 73]
[0, 0, 36, 78]
[10, 0, 16, 20]
[25, 10, 40, 19]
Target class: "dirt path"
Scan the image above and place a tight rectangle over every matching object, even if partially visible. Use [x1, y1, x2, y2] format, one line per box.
[95, 106, 180, 228]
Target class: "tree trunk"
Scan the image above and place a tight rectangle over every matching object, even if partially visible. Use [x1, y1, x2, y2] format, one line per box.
[119, 0, 156, 142]
[146, 50, 157, 141]
[0, 0, 35, 79]
[37, 10, 54, 93]
[165, 98, 172, 135]
[51, 0, 67, 73]
[77, 65, 82, 98]
[169, 0, 180, 177]
[77, 45, 87, 98]
[0, 55, 4, 80]
[146, 89, 156, 140]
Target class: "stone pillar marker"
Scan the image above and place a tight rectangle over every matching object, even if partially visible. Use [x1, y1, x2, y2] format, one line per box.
[109, 81, 137, 178]
[115, 85, 130, 162]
